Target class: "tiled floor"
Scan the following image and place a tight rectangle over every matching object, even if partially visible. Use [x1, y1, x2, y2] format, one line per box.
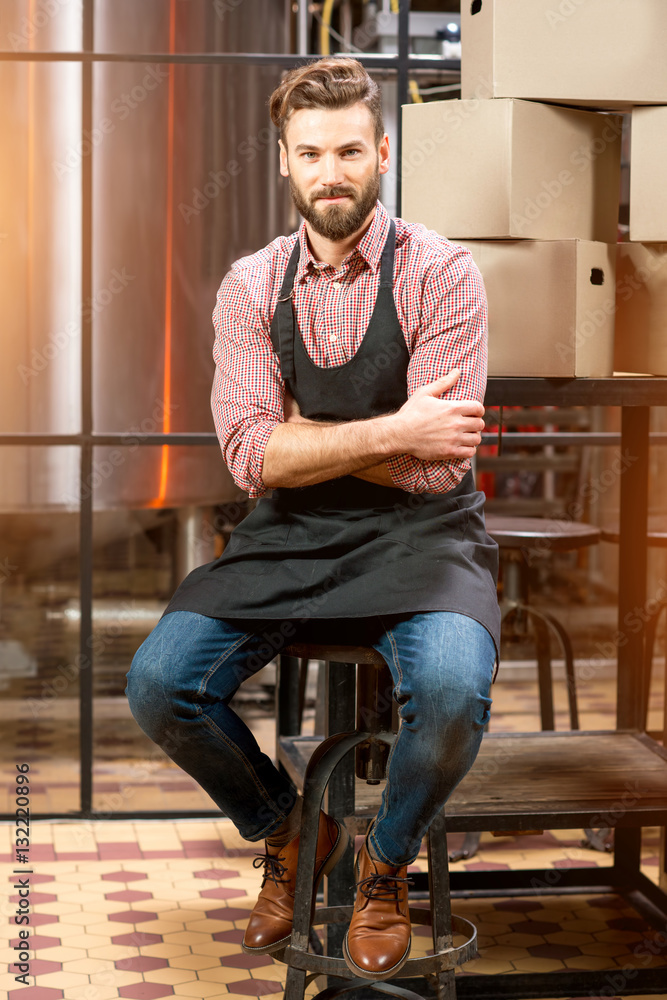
[2, 670, 666, 999]
[1, 820, 665, 1000]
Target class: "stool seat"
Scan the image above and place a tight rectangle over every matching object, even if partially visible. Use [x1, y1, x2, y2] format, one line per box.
[284, 643, 386, 665]
[486, 515, 601, 551]
[601, 517, 667, 547]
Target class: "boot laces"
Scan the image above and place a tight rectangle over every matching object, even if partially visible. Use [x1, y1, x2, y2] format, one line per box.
[355, 872, 413, 900]
[253, 850, 288, 887]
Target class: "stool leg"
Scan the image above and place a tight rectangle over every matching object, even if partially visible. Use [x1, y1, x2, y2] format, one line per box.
[288, 730, 370, 999]
[427, 813, 457, 1000]
[539, 610, 579, 730]
[284, 961, 308, 1000]
[532, 612, 555, 731]
[323, 661, 356, 962]
[277, 653, 304, 775]
[448, 830, 481, 863]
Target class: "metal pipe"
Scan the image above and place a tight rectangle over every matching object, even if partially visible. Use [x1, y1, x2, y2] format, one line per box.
[297, 0, 309, 55]
[46, 599, 166, 631]
[172, 506, 217, 590]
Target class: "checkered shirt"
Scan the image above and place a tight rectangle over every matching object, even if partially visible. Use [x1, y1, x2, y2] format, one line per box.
[211, 200, 487, 498]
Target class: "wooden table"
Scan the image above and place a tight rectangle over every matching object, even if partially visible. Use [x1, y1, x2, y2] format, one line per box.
[277, 376, 667, 998]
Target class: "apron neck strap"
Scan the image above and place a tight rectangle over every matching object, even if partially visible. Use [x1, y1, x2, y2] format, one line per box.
[278, 235, 301, 301]
[379, 218, 396, 289]
[273, 237, 301, 387]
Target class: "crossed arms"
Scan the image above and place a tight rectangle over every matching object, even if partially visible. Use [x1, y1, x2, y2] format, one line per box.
[211, 245, 488, 497]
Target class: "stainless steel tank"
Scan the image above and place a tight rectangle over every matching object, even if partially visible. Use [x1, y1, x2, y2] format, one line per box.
[0, 0, 291, 517]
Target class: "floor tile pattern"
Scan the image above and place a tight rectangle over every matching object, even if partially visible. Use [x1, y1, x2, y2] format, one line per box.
[2, 672, 666, 998]
[1, 819, 665, 1000]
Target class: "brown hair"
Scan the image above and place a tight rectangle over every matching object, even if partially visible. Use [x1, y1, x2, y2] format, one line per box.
[269, 57, 384, 149]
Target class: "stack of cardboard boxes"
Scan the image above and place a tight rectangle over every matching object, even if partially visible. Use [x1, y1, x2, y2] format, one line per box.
[401, 0, 667, 377]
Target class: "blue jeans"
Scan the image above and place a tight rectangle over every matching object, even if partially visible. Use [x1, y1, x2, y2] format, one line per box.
[125, 610, 496, 866]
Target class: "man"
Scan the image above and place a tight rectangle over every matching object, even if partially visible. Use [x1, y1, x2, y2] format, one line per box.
[126, 57, 500, 981]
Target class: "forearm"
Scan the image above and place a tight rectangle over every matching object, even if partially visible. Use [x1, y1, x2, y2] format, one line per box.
[261, 415, 402, 489]
[351, 461, 396, 487]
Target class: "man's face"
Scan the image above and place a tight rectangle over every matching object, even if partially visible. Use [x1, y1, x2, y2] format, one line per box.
[279, 102, 390, 242]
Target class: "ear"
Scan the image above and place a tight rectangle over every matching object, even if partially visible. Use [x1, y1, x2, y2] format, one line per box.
[279, 139, 289, 178]
[378, 133, 390, 176]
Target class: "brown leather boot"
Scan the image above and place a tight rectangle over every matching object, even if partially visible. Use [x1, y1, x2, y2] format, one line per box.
[343, 835, 412, 979]
[242, 810, 348, 954]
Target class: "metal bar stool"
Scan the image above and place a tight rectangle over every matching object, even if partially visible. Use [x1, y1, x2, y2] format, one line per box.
[274, 643, 477, 1000]
[487, 515, 603, 732]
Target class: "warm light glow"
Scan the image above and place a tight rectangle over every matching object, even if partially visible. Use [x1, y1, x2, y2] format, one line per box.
[150, 0, 176, 508]
[27, 0, 35, 373]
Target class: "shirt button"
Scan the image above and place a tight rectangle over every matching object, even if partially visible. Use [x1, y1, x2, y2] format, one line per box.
[329, 334, 337, 342]
[333, 281, 341, 289]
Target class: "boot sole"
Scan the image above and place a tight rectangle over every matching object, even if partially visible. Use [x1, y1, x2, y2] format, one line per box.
[242, 818, 350, 955]
[342, 932, 412, 980]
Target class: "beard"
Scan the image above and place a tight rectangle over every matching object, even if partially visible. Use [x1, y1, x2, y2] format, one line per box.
[288, 164, 380, 242]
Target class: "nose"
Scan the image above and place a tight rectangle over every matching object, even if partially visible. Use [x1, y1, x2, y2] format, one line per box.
[319, 152, 344, 189]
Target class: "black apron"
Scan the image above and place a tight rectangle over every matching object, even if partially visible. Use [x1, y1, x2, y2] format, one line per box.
[164, 221, 501, 660]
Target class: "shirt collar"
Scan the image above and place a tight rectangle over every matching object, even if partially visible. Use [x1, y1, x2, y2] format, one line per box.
[294, 200, 390, 282]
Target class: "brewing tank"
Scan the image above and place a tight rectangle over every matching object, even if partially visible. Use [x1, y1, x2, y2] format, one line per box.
[0, 0, 291, 517]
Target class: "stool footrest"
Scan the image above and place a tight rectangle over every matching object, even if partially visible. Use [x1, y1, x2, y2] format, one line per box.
[280, 909, 477, 978]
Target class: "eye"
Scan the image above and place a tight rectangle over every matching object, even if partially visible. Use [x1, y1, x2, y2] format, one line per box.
[302, 151, 318, 160]
[343, 149, 361, 157]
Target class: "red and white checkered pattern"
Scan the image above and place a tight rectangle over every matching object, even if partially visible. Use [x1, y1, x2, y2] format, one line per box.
[211, 200, 488, 497]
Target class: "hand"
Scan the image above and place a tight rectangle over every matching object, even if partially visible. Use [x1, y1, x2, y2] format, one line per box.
[392, 368, 485, 461]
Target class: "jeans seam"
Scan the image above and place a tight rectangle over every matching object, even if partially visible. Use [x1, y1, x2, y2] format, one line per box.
[195, 630, 286, 817]
[197, 631, 255, 698]
[197, 710, 280, 810]
[374, 625, 402, 836]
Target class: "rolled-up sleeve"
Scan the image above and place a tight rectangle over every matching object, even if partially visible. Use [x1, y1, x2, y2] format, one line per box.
[385, 247, 488, 494]
[211, 270, 284, 498]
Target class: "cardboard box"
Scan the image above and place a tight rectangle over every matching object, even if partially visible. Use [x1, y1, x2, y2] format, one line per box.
[630, 108, 667, 242]
[452, 240, 616, 377]
[615, 243, 667, 374]
[402, 99, 621, 242]
[462, 0, 667, 110]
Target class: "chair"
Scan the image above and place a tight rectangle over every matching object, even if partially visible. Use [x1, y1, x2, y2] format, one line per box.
[487, 515, 601, 732]
[274, 643, 477, 1000]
